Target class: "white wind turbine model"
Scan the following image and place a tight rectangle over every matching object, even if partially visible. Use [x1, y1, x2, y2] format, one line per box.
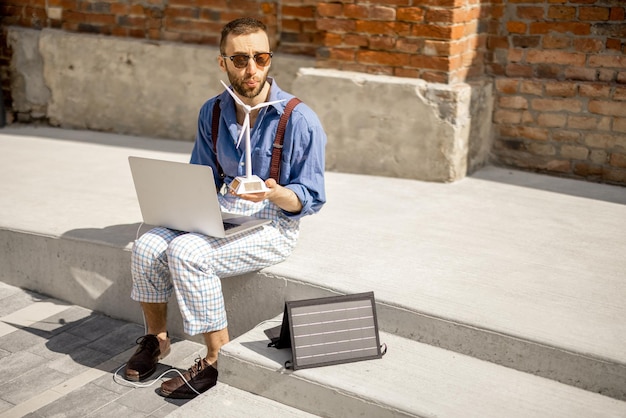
[220, 80, 285, 194]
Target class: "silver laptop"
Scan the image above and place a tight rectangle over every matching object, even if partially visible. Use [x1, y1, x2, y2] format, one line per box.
[128, 156, 271, 238]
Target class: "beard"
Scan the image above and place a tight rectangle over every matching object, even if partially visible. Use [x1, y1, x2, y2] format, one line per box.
[227, 70, 268, 99]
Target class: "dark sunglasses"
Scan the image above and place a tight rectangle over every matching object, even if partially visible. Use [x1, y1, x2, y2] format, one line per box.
[221, 52, 273, 69]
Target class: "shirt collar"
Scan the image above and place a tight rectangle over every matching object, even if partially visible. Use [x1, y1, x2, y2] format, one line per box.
[219, 77, 288, 115]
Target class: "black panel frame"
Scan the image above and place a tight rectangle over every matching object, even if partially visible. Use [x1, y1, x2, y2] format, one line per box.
[265, 292, 382, 370]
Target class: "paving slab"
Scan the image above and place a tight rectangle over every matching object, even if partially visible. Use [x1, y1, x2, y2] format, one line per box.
[0, 282, 207, 418]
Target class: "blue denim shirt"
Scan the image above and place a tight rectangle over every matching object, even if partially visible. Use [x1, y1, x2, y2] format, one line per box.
[190, 79, 326, 220]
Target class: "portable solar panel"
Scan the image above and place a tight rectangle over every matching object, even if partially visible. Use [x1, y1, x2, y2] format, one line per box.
[265, 292, 384, 370]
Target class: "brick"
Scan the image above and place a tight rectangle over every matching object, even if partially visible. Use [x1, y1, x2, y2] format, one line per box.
[508, 48, 524, 63]
[517, 6, 544, 20]
[357, 20, 411, 37]
[573, 162, 603, 177]
[584, 132, 620, 149]
[357, 50, 409, 66]
[410, 54, 458, 71]
[499, 95, 528, 109]
[598, 69, 617, 83]
[547, 5, 576, 20]
[512, 35, 541, 48]
[544, 159, 571, 173]
[589, 100, 626, 117]
[328, 48, 355, 61]
[560, 144, 589, 160]
[394, 67, 420, 78]
[526, 50, 586, 66]
[344, 4, 368, 19]
[530, 22, 590, 36]
[282, 5, 315, 18]
[573, 162, 603, 178]
[568, 115, 600, 130]
[520, 80, 543, 95]
[544, 81, 577, 97]
[528, 142, 556, 156]
[532, 98, 583, 113]
[590, 150, 608, 164]
[573, 38, 604, 53]
[606, 38, 622, 51]
[396, 38, 422, 53]
[542, 34, 571, 49]
[369, 35, 395, 50]
[397, 7, 424, 22]
[370, 6, 396, 20]
[564, 67, 597, 82]
[411, 23, 464, 40]
[421, 70, 450, 83]
[506, 63, 533, 77]
[614, 117, 626, 133]
[579, 6, 610, 21]
[588, 54, 626, 68]
[495, 78, 519, 94]
[579, 83, 611, 98]
[599, 117, 612, 131]
[488, 35, 509, 49]
[538, 113, 567, 128]
[507, 21, 526, 34]
[609, 152, 626, 168]
[516, 126, 550, 141]
[602, 167, 626, 184]
[321, 32, 343, 46]
[592, 22, 626, 38]
[552, 129, 581, 143]
[613, 86, 626, 101]
[343, 34, 369, 47]
[494, 109, 522, 124]
[609, 7, 625, 21]
[317, 3, 343, 17]
[316, 18, 356, 33]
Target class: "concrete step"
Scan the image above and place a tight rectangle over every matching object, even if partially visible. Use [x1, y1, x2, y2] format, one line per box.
[1, 125, 626, 405]
[216, 317, 626, 418]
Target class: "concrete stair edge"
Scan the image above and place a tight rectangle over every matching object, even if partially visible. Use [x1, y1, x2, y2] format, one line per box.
[216, 318, 626, 418]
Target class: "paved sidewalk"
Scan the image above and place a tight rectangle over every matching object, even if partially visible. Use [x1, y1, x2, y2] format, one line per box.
[0, 281, 205, 418]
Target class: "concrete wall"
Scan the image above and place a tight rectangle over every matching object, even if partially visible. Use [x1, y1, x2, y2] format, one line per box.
[8, 27, 493, 182]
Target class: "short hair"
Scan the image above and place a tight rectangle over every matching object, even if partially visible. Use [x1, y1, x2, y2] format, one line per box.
[220, 18, 268, 54]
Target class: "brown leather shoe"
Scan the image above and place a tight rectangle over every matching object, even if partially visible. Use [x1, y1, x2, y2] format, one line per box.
[124, 334, 171, 381]
[159, 358, 218, 399]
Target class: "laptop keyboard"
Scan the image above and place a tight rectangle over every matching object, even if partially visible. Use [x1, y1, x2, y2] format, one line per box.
[223, 222, 238, 231]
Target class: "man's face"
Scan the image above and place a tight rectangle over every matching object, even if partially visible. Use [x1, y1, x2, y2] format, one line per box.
[219, 31, 271, 99]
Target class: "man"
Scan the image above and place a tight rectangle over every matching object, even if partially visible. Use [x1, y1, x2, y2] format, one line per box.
[124, 17, 326, 398]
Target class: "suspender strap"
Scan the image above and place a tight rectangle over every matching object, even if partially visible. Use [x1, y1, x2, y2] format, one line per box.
[211, 96, 302, 184]
[211, 99, 224, 179]
[270, 97, 301, 182]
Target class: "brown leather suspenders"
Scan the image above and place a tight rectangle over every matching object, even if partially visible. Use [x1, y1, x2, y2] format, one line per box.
[211, 97, 302, 184]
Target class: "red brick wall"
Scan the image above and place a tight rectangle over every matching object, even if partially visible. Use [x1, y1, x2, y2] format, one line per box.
[315, 0, 489, 83]
[489, 0, 626, 185]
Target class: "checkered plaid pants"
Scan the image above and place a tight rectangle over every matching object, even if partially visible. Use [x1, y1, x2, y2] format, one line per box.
[130, 194, 300, 335]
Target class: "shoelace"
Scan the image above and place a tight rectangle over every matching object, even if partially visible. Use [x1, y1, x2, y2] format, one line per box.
[134, 335, 159, 354]
[186, 357, 206, 379]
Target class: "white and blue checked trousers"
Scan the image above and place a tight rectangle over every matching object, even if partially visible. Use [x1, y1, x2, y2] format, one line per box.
[130, 194, 300, 335]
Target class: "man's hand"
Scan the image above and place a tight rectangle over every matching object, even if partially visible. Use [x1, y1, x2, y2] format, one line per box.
[233, 178, 303, 213]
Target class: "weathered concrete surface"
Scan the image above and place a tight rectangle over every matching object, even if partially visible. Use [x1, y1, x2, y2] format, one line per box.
[8, 27, 313, 141]
[7, 28, 50, 118]
[8, 27, 493, 182]
[293, 68, 493, 182]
